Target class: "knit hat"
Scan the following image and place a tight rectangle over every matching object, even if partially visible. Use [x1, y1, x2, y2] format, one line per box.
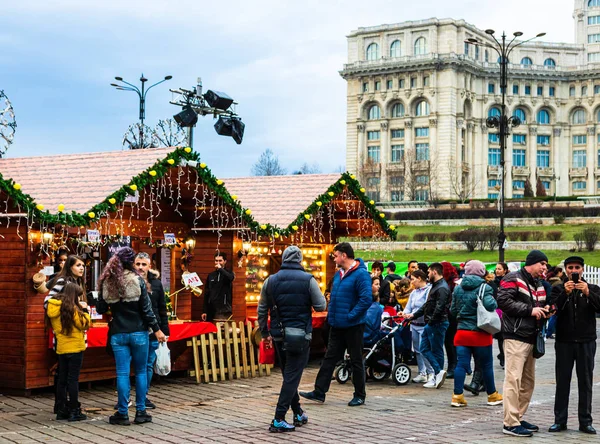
[564, 256, 584, 266]
[525, 250, 548, 266]
[464, 260, 487, 277]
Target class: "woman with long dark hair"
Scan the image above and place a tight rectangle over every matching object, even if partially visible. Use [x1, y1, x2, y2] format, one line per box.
[44, 255, 85, 308]
[96, 247, 166, 426]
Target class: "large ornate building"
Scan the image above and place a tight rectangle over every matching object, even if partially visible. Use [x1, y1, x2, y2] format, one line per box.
[341, 0, 600, 202]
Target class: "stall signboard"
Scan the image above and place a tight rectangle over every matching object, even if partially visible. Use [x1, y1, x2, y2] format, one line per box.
[107, 236, 131, 260]
[182, 272, 203, 288]
[164, 233, 176, 245]
[161, 248, 171, 291]
[87, 229, 100, 243]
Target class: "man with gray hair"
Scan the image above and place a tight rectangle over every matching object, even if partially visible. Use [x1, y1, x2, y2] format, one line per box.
[258, 246, 326, 433]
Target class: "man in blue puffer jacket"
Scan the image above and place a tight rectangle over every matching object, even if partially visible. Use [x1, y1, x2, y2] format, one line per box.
[300, 242, 372, 407]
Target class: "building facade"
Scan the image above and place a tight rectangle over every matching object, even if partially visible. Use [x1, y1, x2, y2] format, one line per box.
[341, 0, 600, 202]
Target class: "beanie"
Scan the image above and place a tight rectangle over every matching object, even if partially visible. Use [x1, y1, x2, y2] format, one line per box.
[525, 250, 548, 266]
[464, 260, 487, 277]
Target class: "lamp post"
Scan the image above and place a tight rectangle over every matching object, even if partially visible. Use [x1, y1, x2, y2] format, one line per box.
[466, 30, 545, 262]
[111, 74, 172, 126]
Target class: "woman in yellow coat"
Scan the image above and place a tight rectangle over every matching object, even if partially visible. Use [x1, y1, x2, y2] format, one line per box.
[46, 282, 90, 422]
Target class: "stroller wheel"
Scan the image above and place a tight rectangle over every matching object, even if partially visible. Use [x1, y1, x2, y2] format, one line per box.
[367, 367, 390, 381]
[392, 364, 411, 385]
[334, 364, 350, 384]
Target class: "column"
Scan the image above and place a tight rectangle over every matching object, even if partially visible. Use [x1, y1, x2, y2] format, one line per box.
[380, 120, 389, 201]
[587, 126, 595, 192]
[552, 127, 562, 197]
[403, 118, 413, 201]
[557, 126, 569, 196]
[528, 126, 538, 188]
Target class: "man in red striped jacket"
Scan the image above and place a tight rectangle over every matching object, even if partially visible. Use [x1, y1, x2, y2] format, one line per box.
[497, 250, 551, 438]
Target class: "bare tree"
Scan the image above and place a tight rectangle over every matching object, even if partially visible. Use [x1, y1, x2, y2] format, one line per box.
[153, 119, 187, 147]
[448, 162, 481, 203]
[293, 162, 322, 174]
[123, 123, 157, 150]
[403, 147, 419, 201]
[251, 149, 287, 176]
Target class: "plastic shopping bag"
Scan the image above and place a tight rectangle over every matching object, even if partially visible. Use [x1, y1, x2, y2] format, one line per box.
[154, 342, 171, 376]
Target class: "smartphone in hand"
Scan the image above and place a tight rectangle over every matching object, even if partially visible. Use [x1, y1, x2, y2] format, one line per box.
[571, 272, 580, 283]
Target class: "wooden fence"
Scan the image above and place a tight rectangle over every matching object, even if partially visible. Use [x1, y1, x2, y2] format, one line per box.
[187, 320, 273, 383]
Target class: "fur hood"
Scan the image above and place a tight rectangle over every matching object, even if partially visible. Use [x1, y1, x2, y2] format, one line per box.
[102, 270, 142, 304]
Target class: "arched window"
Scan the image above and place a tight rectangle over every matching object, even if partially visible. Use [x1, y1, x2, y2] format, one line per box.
[544, 58, 556, 68]
[415, 100, 430, 116]
[390, 40, 402, 58]
[521, 57, 533, 66]
[391, 102, 405, 118]
[537, 109, 550, 125]
[366, 43, 379, 61]
[513, 108, 527, 124]
[572, 108, 587, 125]
[589, 0, 600, 6]
[414, 37, 427, 56]
[367, 105, 381, 120]
[488, 107, 501, 118]
[596, 108, 600, 122]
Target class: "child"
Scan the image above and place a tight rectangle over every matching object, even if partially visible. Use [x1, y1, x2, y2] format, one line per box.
[46, 282, 91, 421]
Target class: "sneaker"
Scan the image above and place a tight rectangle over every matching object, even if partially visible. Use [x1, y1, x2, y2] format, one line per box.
[109, 412, 131, 426]
[503, 425, 533, 437]
[435, 370, 447, 389]
[520, 420, 539, 432]
[145, 398, 156, 409]
[293, 412, 308, 427]
[348, 396, 365, 407]
[451, 394, 467, 407]
[269, 419, 295, 433]
[412, 373, 428, 383]
[299, 391, 325, 403]
[487, 391, 503, 406]
[113, 400, 132, 410]
[133, 410, 152, 424]
[423, 379, 436, 389]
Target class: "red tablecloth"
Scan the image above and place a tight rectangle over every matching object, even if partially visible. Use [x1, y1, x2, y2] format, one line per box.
[49, 321, 217, 349]
[247, 312, 327, 330]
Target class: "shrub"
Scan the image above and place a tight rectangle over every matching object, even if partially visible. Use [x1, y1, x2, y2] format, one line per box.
[574, 233, 584, 252]
[397, 234, 409, 241]
[582, 227, 600, 252]
[532, 232, 544, 242]
[546, 231, 563, 241]
[426, 233, 448, 241]
[413, 233, 427, 242]
[519, 231, 532, 242]
[553, 214, 565, 224]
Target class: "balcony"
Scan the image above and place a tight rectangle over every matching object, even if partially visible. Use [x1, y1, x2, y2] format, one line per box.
[362, 162, 381, 174]
[487, 165, 500, 176]
[569, 167, 588, 178]
[512, 166, 530, 176]
[595, 168, 600, 177]
[386, 162, 405, 172]
[536, 167, 554, 177]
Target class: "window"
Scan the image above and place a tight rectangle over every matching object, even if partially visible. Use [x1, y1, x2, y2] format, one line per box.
[489, 133, 500, 144]
[423, 76, 430, 87]
[595, 85, 600, 94]
[367, 177, 380, 186]
[488, 107, 501, 118]
[414, 37, 427, 55]
[366, 43, 379, 61]
[389, 176, 404, 186]
[390, 191, 403, 201]
[367, 146, 380, 163]
[485, 50, 489, 62]
[391, 103, 405, 117]
[589, 33, 600, 43]
[391, 129, 404, 138]
[541, 181, 550, 190]
[549, 86, 555, 96]
[537, 150, 550, 167]
[513, 84, 519, 95]
[368, 105, 381, 120]
[598, 148, 600, 167]
[582, 85, 588, 96]
[489, 147, 501, 166]
[537, 85, 543, 96]
[416, 175, 429, 185]
[573, 149, 587, 168]
[513, 149, 526, 167]
[488, 193, 499, 199]
[416, 143, 429, 160]
[589, 15, 600, 24]
[475, 46, 480, 60]
[513, 180, 525, 189]
[537, 135, 551, 146]
[375, 81, 381, 91]
[399, 79, 405, 88]
[570, 86, 576, 96]
[513, 134, 527, 145]
[415, 100, 430, 116]
[367, 190, 380, 202]
[537, 109, 550, 125]
[387, 79, 393, 89]
[544, 58, 556, 68]
[521, 57, 533, 66]
[590, 0, 600, 7]
[464, 41, 469, 55]
[363, 82, 368, 92]
[488, 83, 495, 94]
[410, 77, 416, 88]
[573, 181, 587, 190]
[513, 194, 524, 199]
[513, 108, 526, 124]
[390, 40, 402, 58]
[588, 53, 600, 62]
[415, 190, 429, 201]
[390, 145, 404, 162]
[367, 131, 380, 140]
[488, 179, 501, 188]
[573, 134, 587, 145]
[572, 108, 586, 124]
[525, 85, 531, 95]
[415, 127, 429, 137]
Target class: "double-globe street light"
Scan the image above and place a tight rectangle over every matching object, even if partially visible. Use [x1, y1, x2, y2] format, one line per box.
[465, 30, 545, 262]
[111, 74, 172, 126]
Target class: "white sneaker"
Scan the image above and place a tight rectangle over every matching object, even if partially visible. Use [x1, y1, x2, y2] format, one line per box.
[435, 370, 447, 389]
[423, 377, 436, 388]
[412, 373, 428, 383]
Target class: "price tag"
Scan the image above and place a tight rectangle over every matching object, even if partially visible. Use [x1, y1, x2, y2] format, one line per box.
[164, 233, 176, 245]
[182, 272, 203, 288]
[41, 266, 55, 276]
[87, 229, 100, 243]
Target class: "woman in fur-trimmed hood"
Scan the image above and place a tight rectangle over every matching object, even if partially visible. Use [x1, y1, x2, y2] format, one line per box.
[96, 247, 166, 426]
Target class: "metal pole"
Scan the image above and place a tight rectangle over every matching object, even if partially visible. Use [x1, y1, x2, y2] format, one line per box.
[140, 74, 146, 126]
[187, 126, 194, 149]
[497, 33, 508, 263]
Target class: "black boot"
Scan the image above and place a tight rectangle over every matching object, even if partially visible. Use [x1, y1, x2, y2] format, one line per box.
[56, 406, 70, 420]
[68, 407, 87, 422]
[464, 370, 483, 396]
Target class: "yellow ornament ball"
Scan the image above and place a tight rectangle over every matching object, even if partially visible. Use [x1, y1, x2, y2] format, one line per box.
[316, 201, 322, 207]
[108, 198, 116, 205]
[379, 213, 385, 218]
[350, 174, 356, 179]
[245, 209, 252, 215]
[328, 191, 334, 197]
[274, 232, 280, 238]
[390, 225, 396, 231]
[360, 187, 366, 193]
[369, 200, 375, 205]
[260, 224, 267, 230]
[57, 204, 65, 212]
[149, 170, 157, 177]
[231, 194, 238, 200]
[130, 184, 138, 191]
[292, 225, 299, 231]
[340, 180, 346, 185]
[36, 204, 44, 211]
[184, 147, 192, 153]
[167, 159, 175, 165]
[88, 212, 96, 219]
[13, 183, 21, 190]
[200, 163, 207, 169]
[304, 214, 311, 220]
[216, 179, 224, 185]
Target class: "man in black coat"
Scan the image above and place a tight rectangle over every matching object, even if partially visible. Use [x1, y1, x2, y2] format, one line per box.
[202, 252, 235, 322]
[548, 256, 600, 435]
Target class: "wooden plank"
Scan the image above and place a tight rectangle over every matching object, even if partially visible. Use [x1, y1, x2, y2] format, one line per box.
[232, 322, 241, 380]
[223, 322, 233, 381]
[208, 333, 218, 382]
[216, 323, 226, 381]
[246, 321, 257, 378]
[239, 321, 249, 378]
[200, 335, 210, 383]
[191, 336, 201, 384]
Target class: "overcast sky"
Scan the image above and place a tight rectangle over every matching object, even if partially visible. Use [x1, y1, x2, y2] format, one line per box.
[0, 0, 575, 177]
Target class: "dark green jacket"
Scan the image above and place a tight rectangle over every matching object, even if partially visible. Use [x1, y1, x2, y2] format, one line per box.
[450, 275, 497, 332]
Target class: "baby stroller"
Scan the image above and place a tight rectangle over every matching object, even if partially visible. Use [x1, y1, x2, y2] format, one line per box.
[334, 316, 412, 385]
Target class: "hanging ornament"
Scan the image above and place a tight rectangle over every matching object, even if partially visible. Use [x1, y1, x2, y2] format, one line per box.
[88, 212, 96, 219]
[316, 201, 322, 207]
[369, 200, 375, 205]
[184, 147, 192, 153]
[200, 163, 207, 169]
[350, 174, 356, 179]
[231, 194, 238, 200]
[13, 183, 21, 190]
[245, 209, 252, 215]
[292, 225, 298, 231]
[304, 214, 311, 220]
[108, 198, 116, 205]
[149, 170, 157, 177]
[216, 179, 223, 185]
[130, 184, 138, 191]
[360, 187, 366, 193]
[58, 204, 65, 212]
[167, 159, 175, 165]
[36, 204, 44, 211]
[379, 213, 385, 218]
[340, 180, 346, 185]
[328, 191, 334, 197]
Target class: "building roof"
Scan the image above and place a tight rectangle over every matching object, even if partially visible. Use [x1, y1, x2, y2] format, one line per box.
[225, 174, 342, 226]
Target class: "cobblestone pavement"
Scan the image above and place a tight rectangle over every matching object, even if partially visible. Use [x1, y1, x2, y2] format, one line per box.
[0, 339, 599, 443]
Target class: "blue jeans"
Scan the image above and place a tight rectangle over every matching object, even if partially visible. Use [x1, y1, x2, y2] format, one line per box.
[420, 321, 448, 374]
[454, 344, 496, 395]
[546, 315, 557, 338]
[147, 339, 159, 394]
[111, 332, 149, 414]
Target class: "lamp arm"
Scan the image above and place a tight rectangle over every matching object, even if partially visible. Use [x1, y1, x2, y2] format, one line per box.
[118, 79, 142, 95]
[143, 78, 168, 98]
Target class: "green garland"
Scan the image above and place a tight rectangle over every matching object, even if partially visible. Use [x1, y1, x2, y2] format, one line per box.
[0, 147, 394, 239]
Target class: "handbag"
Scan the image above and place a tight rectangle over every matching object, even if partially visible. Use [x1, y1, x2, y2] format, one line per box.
[533, 325, 546, 359]
[259, 339, 275, 364]
[476, 284, 502, 334]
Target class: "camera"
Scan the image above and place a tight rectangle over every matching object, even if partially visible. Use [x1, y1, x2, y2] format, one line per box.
[571, 272, 580, 283]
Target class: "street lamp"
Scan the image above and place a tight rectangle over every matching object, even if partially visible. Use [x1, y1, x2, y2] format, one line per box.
[111, 74, 172, 126]
[466, 30, 545, 262]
